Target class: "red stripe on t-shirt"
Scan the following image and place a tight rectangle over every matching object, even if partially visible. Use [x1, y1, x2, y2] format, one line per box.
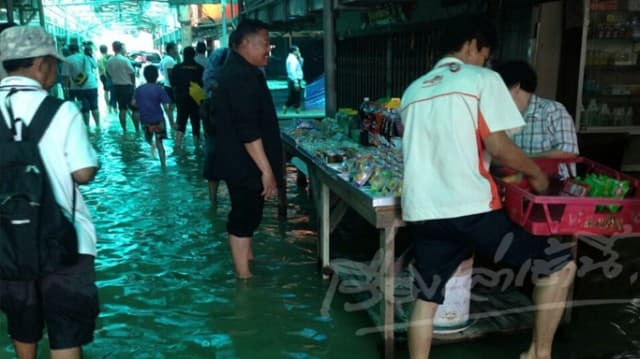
[477, 111, 502, 210]
[400, 92, 479, 113]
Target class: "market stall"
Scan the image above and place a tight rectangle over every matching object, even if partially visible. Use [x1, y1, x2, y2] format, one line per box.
[279, 116, 402, 358]
[278, 108, 640, 358]
[280, 112, 539, 357]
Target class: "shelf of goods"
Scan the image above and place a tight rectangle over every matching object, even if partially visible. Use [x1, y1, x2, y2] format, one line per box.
[578, 1, 640, 132]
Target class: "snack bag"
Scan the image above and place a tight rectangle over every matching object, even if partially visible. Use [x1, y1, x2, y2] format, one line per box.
[583, 174, 630, 213]
[354, 164, 374, 187]
[561, 178, 590, 197]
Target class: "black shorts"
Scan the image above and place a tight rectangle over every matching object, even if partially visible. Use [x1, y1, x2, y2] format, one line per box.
[113, 84, 134, 110]
[99, 74, 112, 91]
[70, 89, 98, 112]
[0, 255, 99, 349]
[203, 135, 217, 181]
[409, 210, 573, 304]
[227, 179, 265, 237]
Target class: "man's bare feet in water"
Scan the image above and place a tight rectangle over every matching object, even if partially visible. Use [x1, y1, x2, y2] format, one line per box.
[520, 349, 551, 359]
[237, 273, 253, 280]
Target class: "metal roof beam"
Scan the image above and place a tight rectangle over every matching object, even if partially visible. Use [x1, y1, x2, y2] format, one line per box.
[42, 0, 167, 5]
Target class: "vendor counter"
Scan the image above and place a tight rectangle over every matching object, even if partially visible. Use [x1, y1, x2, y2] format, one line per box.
[278, 119, 569, 358]
[279, 120, 402, 358]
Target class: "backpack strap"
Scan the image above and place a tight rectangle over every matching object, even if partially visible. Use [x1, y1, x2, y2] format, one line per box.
[0, 108, 11, 141]
[24, 96, 65, 143]
[23, 96, 77, 224]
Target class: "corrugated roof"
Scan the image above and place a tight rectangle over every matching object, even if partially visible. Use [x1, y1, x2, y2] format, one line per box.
[42, 0, 178, 36]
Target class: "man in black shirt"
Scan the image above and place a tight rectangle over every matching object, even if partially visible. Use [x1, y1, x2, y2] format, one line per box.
[213, 19, 283, 279]
[170, 46, 204, 150]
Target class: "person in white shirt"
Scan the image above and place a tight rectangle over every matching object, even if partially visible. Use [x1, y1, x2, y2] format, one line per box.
[159, 42, 178, 129]
[194, 41, 208, 68]
[283, 45, 304, 114]
[401, 15, 576, 359]
[0, 25, 99, 359]
[106, 41, 139, 132]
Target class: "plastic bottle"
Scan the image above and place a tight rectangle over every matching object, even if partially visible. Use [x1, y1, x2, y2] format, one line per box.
[358, 97, 371, 146]
[612, 107, 625, 126]
[632, 16, 640, 40]
[585, 99, 599, 127]
[624, 107, 634, 126]
[578, 102, 586, 129]
[599, 103, 612, 126]
[358, 97, 370, 121]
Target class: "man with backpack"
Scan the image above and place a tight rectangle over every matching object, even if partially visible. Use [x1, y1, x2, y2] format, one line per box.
[0, 26, 99, 359]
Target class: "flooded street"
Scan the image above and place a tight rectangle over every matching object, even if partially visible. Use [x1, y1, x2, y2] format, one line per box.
[0, 113, 378, 359]
[0, 113, 639, 358]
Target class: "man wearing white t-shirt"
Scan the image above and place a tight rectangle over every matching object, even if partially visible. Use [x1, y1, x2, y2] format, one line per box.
[159, 42, 178, 129]
[401, 15, 576, 359]
[0, 25, 99, 359]
[283, 45, 304, 114]
[106, 41, 139, 132]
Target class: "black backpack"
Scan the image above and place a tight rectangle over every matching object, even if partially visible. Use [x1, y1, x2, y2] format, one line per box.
[0, 95, 78, 281]
[201, 47, 230, 136]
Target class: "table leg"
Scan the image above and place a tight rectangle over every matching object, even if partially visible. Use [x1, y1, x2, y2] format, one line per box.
[380, 224, 398, 359]
[320, 182, 330, 279]
[329, 201, 348, 233]
[278, 149, 288, 217]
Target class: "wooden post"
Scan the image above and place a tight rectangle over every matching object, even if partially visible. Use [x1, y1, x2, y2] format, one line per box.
[278, 148, 288, 217]
[381, 224, 398, 359]
[320, 182, 331, 279]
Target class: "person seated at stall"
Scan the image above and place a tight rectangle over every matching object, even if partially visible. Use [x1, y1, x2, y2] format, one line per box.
[495, 60, 579, 159]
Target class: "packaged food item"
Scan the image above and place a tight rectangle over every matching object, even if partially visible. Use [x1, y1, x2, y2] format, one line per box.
[502, 173, 523, 183]
[385, 178, 403, 196]
[581, 173, 631, 213]
[500, 172, 531, 190]
[323, 151, 343, 164]
[561, 178, 590, 197]
[369, 168, 393, 192]
[295, 119, 315, 130]
[354, 164, 374, 187]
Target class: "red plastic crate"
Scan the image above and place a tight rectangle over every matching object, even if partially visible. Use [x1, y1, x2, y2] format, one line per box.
[498, 157, 640, 236]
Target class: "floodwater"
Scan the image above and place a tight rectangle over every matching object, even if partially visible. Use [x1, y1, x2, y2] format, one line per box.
[1, 112, 640, 358]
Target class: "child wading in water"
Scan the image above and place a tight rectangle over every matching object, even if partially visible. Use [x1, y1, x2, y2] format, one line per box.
[132, 65, 172, 167]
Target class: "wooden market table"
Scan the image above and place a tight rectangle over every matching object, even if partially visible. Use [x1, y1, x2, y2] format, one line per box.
[279, 131, 403, 359]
